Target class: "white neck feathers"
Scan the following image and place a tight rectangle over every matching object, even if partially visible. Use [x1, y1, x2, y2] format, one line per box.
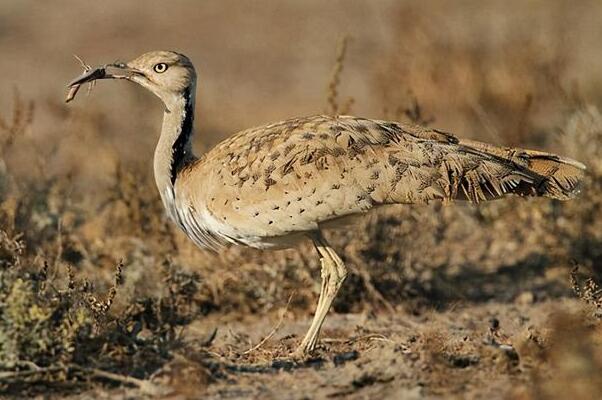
[153, 86, 197, 212]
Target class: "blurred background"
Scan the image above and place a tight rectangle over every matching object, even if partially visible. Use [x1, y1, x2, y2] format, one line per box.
[1, 1, 602, 398]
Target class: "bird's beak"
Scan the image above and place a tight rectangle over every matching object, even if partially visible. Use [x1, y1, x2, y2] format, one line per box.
[67, 63, 144, 87]
[66, 62, 147, 103]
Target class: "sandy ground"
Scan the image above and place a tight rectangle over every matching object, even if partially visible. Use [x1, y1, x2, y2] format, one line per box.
[61, 297, 588, 399]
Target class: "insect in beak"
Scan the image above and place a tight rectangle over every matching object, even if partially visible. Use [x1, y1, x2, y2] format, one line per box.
[65, 55, 144, 103]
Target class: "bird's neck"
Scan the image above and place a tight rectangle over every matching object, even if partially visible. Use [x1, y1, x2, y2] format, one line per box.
[154, 86, 197, 208]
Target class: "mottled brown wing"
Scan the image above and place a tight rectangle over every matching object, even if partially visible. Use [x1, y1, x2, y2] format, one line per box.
[189, 116, 450, 237]
[184, 115, 584, 242]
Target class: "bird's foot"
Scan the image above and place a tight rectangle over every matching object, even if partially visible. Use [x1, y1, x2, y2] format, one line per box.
[289, 340, 317, 361]
[289, 349, 310, 361]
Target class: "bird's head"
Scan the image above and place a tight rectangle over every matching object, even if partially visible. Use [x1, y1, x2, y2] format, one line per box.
[69, 50, 197, 106]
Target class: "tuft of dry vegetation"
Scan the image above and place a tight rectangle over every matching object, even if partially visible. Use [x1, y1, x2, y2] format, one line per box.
[0, 225, 215, 396]
[325, 35, 354, 116]
[570, 263, 602, 319]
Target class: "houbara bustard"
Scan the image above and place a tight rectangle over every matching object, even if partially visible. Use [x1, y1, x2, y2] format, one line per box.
[66, 51, 585, 358]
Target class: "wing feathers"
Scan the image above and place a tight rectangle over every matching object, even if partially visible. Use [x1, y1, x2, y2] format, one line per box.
[183, 115, 586, 249]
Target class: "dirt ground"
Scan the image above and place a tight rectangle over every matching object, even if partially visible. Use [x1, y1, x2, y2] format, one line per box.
[1, 1, 602, 399]
[51, 300, 584, 399]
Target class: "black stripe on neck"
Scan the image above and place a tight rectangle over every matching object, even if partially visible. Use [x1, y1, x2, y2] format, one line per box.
[170, 87, 194, 185]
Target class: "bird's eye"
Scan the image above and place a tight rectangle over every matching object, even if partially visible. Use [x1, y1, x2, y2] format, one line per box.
[153, 63, 168, 73]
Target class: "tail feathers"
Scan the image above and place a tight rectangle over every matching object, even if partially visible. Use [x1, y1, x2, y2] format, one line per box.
[519, 150, 585, 200]
[452, 139, 586, 202]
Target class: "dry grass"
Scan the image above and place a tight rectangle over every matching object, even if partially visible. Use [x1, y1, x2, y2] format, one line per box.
[1, 1, 602, 398]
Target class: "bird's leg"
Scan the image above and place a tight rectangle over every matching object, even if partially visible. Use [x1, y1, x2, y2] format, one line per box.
[297, 256, 331, 353]
[299, 237, 332, 347]
[293, 231, 348, 358]
[313, 239, 329, 314]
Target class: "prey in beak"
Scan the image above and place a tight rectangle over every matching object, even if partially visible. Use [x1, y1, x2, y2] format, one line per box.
[65, 55, 143, 103]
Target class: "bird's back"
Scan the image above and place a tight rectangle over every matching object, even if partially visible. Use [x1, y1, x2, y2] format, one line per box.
[175, 115, 585, 249]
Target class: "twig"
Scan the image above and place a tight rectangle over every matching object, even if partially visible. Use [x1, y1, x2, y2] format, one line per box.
[243, 292, 295, 354]
[76, 366, 166, 396]
[0, 364, 167, 396]
[321, 333, 393, 345]
[326, 36, 352, 116]
[0, 365, 64, 380]
[355, 265, 395, 313]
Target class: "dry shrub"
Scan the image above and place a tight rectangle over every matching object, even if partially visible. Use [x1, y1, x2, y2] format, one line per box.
[570, 264, 602, 319]
[326, 36, 354, 116]
[559, 105, 602, 175]
[0, 90, 34, 160]
[0, 100, 216, 394]
[0, 229, 216, 396]
[98, 163, 171, 239]
[521, 311, 602, 400]
[503, 269, 602, 399]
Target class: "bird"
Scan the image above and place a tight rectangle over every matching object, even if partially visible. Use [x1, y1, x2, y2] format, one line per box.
[66, 50, 586, 358]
